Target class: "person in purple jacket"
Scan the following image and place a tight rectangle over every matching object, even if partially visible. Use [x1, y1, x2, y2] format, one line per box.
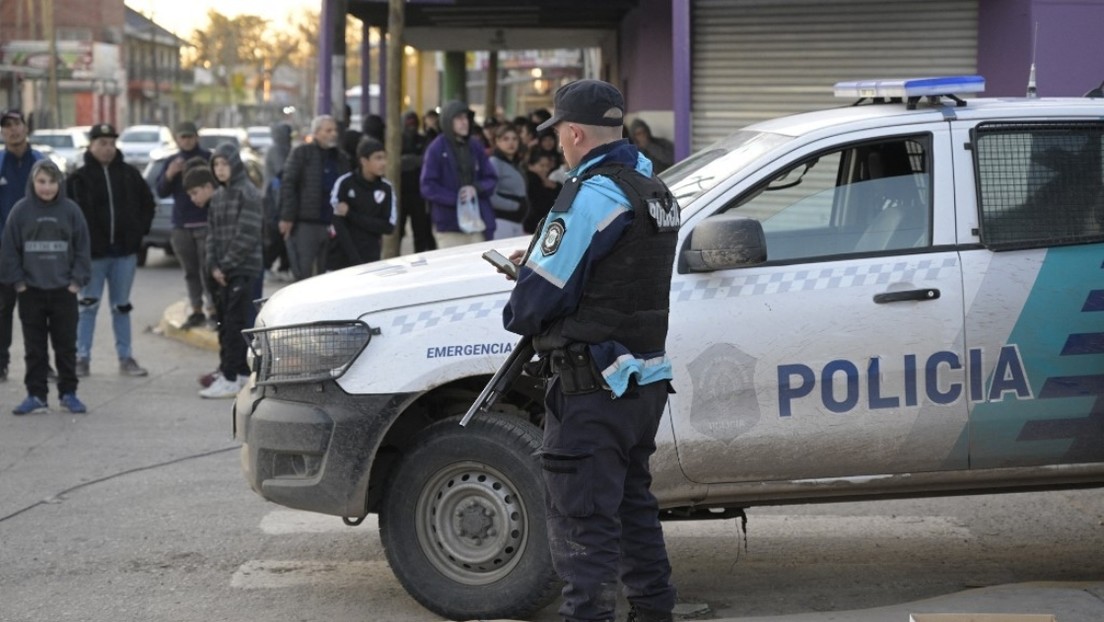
[419, 100, 498, 247]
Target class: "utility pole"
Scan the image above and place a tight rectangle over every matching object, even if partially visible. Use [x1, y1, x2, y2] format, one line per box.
[44, 0, 60, 127]
[381, 0, 404, 258]
[485, 51, 498, 123]
[149, 10, 160, 122]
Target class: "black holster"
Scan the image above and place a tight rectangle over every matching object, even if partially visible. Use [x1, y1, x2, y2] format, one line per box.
[550, 343, 604, 395]
[523, 355, 553, 379]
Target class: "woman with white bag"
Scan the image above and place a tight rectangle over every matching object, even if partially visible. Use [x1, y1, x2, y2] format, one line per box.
[419, 101, 499, 248]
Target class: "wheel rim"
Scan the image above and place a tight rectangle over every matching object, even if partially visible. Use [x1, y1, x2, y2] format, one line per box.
[414, 459, 531, 585]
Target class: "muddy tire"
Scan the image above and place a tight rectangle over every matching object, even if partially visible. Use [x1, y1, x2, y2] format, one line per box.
[379, 415, 559, 620]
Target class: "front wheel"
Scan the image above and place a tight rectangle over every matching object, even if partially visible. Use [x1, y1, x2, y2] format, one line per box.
[379, 415, 560, 620]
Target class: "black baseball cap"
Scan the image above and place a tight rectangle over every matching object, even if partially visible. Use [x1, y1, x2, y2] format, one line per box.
[0, 109, 25, 126]
[89, 123, 119, 139]
[536, 79, 625, 132]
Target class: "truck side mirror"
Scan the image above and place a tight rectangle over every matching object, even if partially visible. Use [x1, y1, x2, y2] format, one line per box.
[682, 214, 767, 272]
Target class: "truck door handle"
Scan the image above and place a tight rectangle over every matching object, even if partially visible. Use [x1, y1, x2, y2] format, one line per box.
[873, 288, 941, 304]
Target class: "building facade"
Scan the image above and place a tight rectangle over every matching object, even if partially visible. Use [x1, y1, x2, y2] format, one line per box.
[0, 0, 186, 130]
[341, 0, 1102, 161]
[124, 8, 189, 127]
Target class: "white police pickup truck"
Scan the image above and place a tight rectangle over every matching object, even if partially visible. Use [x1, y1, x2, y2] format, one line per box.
[234, 77, 1104, 621]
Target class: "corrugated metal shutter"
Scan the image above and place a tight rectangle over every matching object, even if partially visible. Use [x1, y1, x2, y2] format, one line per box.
[692, 0, 979, 149]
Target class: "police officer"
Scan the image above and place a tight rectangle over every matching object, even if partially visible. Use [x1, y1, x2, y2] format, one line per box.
[503, 80, 681, 622]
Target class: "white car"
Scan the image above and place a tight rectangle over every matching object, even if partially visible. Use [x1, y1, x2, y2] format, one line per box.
[196, 128, 264, 188]
[115, 124, 173, 169]
[233, 76, 1104, 621]
[246, 125, 274, 152]
[29, 128, 89, 173]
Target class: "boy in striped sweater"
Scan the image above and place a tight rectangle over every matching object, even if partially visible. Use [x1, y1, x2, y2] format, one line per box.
[185, 143, 263, 398]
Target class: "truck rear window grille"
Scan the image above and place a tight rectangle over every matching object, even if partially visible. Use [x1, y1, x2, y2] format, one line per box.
[974, 122, 1104, 250]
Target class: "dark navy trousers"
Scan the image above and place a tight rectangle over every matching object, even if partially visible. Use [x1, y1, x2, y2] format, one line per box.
[541, 377, 676, 622]
[18, 287, 78, 399]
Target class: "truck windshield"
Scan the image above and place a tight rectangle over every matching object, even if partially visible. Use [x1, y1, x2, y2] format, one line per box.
[661, 130, 792, 208]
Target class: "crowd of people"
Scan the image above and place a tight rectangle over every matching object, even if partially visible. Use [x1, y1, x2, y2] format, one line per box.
[0, 98, 677, 409]
[2, 78, 682, 622]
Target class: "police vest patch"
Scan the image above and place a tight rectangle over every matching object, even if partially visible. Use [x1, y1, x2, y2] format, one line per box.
[541, 219, 566, 255]
[648, 197, 681, 232]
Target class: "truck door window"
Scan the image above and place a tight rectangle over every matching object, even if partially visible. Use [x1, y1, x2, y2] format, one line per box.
[974, 122, 1104, 250]
[725, 135, 932, 262]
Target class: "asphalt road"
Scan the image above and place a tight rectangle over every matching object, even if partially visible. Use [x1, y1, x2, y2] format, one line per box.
[1, 250, 1101, 622]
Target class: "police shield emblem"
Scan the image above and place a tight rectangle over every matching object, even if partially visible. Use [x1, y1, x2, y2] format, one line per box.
[541, 219, 566, 255]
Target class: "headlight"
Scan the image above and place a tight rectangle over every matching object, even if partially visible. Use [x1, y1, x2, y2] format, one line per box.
[244, 321, 378, 385]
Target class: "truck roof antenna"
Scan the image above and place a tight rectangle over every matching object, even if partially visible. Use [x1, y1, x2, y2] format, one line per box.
[1026, 22, 1039, 98]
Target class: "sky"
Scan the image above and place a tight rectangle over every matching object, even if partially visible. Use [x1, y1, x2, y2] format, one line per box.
[125, 0, 319, 39]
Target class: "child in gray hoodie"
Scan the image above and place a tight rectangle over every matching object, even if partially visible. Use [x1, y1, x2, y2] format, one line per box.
[0, 160, 91, 414]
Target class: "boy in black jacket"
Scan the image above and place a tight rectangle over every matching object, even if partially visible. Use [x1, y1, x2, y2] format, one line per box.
[0, 160, 92, 414]
[327, 137, 396, 270]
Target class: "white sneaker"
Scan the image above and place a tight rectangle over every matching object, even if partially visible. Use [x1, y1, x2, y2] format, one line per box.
[199, 374, 243, 399]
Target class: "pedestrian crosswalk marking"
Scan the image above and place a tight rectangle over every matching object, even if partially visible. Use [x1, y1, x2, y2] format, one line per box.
[231, 560, 392, 589]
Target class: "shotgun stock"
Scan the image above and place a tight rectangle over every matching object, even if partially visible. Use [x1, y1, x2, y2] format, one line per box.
[459, 336, 535, 427]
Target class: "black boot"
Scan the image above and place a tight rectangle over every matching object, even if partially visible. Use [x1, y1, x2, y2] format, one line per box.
[627, 604, 674, 622]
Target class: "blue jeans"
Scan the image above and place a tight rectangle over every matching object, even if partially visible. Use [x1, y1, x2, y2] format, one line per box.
[78, 254, 138, 361]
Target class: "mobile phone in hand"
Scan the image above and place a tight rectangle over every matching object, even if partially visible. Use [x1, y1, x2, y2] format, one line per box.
[482, 249, 518, 279]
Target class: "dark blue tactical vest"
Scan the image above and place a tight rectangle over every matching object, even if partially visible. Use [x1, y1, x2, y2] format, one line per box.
[537, 162, 680, 355]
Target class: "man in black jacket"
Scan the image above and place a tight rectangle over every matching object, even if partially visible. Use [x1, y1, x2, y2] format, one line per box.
[67, 123, 156, 377]
[156, 121, 213, 329]
[277, 115, 351, 281]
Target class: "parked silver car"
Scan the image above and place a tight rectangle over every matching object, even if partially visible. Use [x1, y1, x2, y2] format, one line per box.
[197, 128, 264, 187]
[138, 153, 176, 266]
[29, 128, 89, 173]
[116, 124, 173, 169]
[246, 125, 274, 153]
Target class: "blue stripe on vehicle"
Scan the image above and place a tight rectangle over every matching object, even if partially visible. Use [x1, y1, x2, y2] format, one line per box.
[1083, 290, 1104, 311]
[970, 245, 1104, 466]
[1061, 333, 1104, 355]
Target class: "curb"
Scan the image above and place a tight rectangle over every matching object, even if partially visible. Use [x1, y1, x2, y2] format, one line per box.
[156, 300, 219, 352]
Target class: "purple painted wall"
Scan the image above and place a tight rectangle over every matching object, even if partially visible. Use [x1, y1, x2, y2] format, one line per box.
[979, 0, 1104, 97]
[618, 0, 675, 112]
